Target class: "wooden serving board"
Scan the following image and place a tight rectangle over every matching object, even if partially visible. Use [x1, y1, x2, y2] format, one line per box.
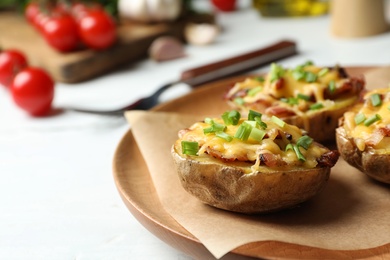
[0, 13, 186, 83]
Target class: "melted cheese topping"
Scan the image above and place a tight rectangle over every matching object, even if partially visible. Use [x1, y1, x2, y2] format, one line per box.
[178, 117, 329, 173]
[263, 65, 339, 101]
[225, 64, 359, 133]
[342, 88, 390, 152]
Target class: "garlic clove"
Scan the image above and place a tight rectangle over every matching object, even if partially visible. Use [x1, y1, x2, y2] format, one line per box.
[148, 36, 186, 62]
[184, 23, 220, 46]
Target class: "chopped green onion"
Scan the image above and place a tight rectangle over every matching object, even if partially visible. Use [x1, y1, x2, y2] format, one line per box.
[285, 143, 307, 161]
[281, 97, 298, 105]
[248, 110, 262, 121]
[303, 60, 314, 66]
[293, 145, 306, 161]
[204, 117, 213, 124]
[212, 122, 226, 132]
[285, 143, 294, 151]
[354, 113, 366, 125]
[328, 80, 336, 93]
[203, 127, 213, 134]
[289, 97, 299, 105]
[234, 97, 244, 105]
[203, 120, 226, 134]
[292, 70, 305, 81]
[270, 63, 285, 82]
[271, 115, 285, 128]
[297, 93, 311, 101]
[309, 103, 324, 110]
[248, 86, 262, 97]
[318, 68, 329, 77]
[249, 128, 266, 142]
[254, 76, 265, 82]
[234, 122, 252, 141]
[181, 141, 199, 155]
[296, 135, 313, 150]
[305, 71, 317, 83]
[388, 105, 390, 111]
[364, 114, 382, 126]
[244, 120, 257, 127]
[370, 93, 382, 107]
[255, 117, 267, 129]
[216, 131, 233, 142]
[221, 110, 241, 125]
[284, 135, 313, 162]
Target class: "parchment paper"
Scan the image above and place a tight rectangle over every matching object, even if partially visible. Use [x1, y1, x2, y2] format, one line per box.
[125, 67, 390, 259]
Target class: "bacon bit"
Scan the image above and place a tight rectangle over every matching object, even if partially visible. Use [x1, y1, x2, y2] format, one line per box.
[205, 147, 248, 162]
[316, 150, 340, 167]
[324, 77, 365, 99]
[379, 126, 390, 136]
[246, 99, 273, 113]
[274, 78, 285, 90]
[254, 97, 273, 106]
[365, 126, 390, 147]
[234, 89, 248, 98]
[259, 153, 287, 167]
[265, 106, 296, 118]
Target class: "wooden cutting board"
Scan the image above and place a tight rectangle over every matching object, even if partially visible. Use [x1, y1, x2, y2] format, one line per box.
[0, 13, 186, 83]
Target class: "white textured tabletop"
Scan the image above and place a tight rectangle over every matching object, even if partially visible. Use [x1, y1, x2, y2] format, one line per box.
[1, 1, 390, 259]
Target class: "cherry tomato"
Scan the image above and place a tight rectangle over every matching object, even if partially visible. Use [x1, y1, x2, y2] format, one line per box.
[211, 0, 237, 12]
[25, 2, 40, 25]
[70, 2, 103, 22]
[78, 10, 116, 50]
[42, 14, 79, 52]
[0, 50, 28, 88]
[11, 67, 54, 116]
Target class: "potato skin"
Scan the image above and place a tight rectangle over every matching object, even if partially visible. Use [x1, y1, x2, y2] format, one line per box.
[172, 145, 331, 214]
[336, 127, 390, 184]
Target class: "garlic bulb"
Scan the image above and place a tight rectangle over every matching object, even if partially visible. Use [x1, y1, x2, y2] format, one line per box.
[118, 0, 182, 23]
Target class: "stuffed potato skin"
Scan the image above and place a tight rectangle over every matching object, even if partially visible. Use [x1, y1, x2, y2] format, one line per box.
[336, 128, 390, 183]
[172, 111, 339, 214]
[336, 88, 390, 183]
[172, 144, 331, 214]
[225, 62, 365, 143]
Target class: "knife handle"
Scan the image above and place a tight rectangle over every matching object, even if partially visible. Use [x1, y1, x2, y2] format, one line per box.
[180, 40, 297, 86]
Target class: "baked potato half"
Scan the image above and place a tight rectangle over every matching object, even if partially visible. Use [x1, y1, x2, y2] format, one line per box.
[224, 62, 365, 143]
[336, 88, 390, 183]
[172, 110, 339, 214]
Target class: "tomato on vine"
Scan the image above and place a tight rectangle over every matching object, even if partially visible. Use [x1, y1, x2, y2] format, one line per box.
[77, 9, 117, 50]
[25, 2, 40, 25]
[11, 67, 55, 116]
[42, 14, 79, 52]
[0, 50, 28, 88]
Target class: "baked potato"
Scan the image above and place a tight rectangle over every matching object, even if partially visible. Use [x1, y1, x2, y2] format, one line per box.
[336, 87, 390, 183]
[224, 61, 365, 143]
[172, 110, 339, 214]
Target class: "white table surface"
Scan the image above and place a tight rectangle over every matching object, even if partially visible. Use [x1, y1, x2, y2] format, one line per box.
[1, 1, 390, 259]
